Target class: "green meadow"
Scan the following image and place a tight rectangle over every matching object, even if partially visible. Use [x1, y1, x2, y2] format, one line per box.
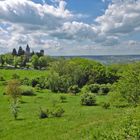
[0, 85, 140, 140]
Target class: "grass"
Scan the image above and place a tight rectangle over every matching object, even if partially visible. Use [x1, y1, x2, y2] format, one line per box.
[0, 69, 49, 80]
[0, 70, 140, 140]
[0, 85, 140, 140]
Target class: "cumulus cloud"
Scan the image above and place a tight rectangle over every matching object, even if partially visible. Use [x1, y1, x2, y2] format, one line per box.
[51, 21, 98, 41]
[96, 0, 140, 35]
[0, 0, 140, 55]
[0, 0, 73, 30]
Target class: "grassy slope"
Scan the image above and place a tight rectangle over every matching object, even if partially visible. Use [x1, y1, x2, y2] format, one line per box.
[0, 70, 140, 140]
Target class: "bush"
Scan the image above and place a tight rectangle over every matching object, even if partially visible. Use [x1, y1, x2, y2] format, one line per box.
[21, 77, 30, 86]
[31, 78, 39, 87]
[35, 84, 41, 90]
[0, 76, 5, 81]
[59, 95, 67, 103]
[102, 102, 110, 109]
[21, 86, 35, 96]
[51, 107, 65, 117]
[88, 84, 100, 93]
[81, 93, 96, 106]
[68, 85, 80, 95]
[99, 84, 110, 95]
[109, 92, 129, 108]
[39, 108, 49, 119]
[12, 73, 20, 79]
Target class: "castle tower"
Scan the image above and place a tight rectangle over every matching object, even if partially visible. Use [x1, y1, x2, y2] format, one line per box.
[25, 44, 30, 56]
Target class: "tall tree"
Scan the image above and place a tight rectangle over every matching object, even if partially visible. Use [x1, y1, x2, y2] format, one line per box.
[6, 80, 21, 120]
[38, 56, 48, 69]
[31, 54, 39, 69]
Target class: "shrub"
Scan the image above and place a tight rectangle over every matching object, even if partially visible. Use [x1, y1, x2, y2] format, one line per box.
[51, 107, 65, 117]
[12, 73, 20, 79]
[6, 79, 21, 120]
[102, 102, 110, 109]
[109, 92, 129, 108]
[0, 76, 5, 81]
[39, 108, 49, 119]
[88, 84, 100, 93]
[35, 84, 41, 91]
[68, 85, 80, 95]
[81, 93, 96, 106]
[31, 78, 39, 87]
[59, 95, 67, 103]
[81, 85, 90, 93]
[21, 77, 30, 86]
[21, 86, 35, 96]
[99, 84, 110, 95]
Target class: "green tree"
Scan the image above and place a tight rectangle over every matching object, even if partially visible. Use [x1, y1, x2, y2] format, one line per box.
[6, 80, 21, 120]
[0, 55, 5, 66]
[5, 54, 14, 66]
[14, 56, 21, 68]
[115, 63, 140, 106]
[31, 54, 39, 69]
[38, 56, 48, 69]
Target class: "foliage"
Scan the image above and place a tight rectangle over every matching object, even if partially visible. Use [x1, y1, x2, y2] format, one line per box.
[21, 77, 30, 86]
[38, 56, 48, 69]
[113, 63, 140, 106]
[81, 93, 96, 106]
[59, 95, 67, 103]
[14, 56, 21, 68]
[102, 102, 110, 109]
[98, 84, 111, 95]
[92, 110, 140, 140]
[20, 86, 35, 96]
[0, 76, 5, 81]
[39, 108, 49, 119]
[0, 55, 5, 66]
[12, 73, 20, 79]
[51, 106, 65, 117]
[68, 85, 80, 95]
[109, 91, 129, 108]
[6, 79, 21, 119]
[31, 55, 39, 69]
[88, 84, 100, 93]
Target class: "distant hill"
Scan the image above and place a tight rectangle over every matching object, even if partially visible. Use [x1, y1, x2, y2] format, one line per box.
[55, 55, 140, 64]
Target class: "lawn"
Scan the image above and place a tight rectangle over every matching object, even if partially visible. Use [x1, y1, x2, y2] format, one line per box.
[0, 69, 49, 80]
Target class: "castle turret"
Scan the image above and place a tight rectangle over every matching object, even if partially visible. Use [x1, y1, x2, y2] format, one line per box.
[25, 44, 30, 56]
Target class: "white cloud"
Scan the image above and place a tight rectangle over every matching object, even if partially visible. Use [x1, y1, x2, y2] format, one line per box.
[51, 21, 98, 41]
[96, 1, 140, 35]
[0, 0, 73, 30]
[0, 0, 140, 55]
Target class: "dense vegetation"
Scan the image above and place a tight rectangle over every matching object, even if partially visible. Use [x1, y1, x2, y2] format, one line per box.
[0, 52, 140, 139]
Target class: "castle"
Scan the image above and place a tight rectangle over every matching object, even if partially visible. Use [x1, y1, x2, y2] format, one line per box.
[12, 44, 44, 57]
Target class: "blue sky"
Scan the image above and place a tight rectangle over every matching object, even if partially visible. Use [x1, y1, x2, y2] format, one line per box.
[0, 0, 140, 55]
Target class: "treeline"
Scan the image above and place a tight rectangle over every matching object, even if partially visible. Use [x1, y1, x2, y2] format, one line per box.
[0, 53, 53, 69]
[0, 45, 47, 69]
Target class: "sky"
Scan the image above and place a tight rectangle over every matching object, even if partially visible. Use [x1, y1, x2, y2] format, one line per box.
[0, 0, 140, 55]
